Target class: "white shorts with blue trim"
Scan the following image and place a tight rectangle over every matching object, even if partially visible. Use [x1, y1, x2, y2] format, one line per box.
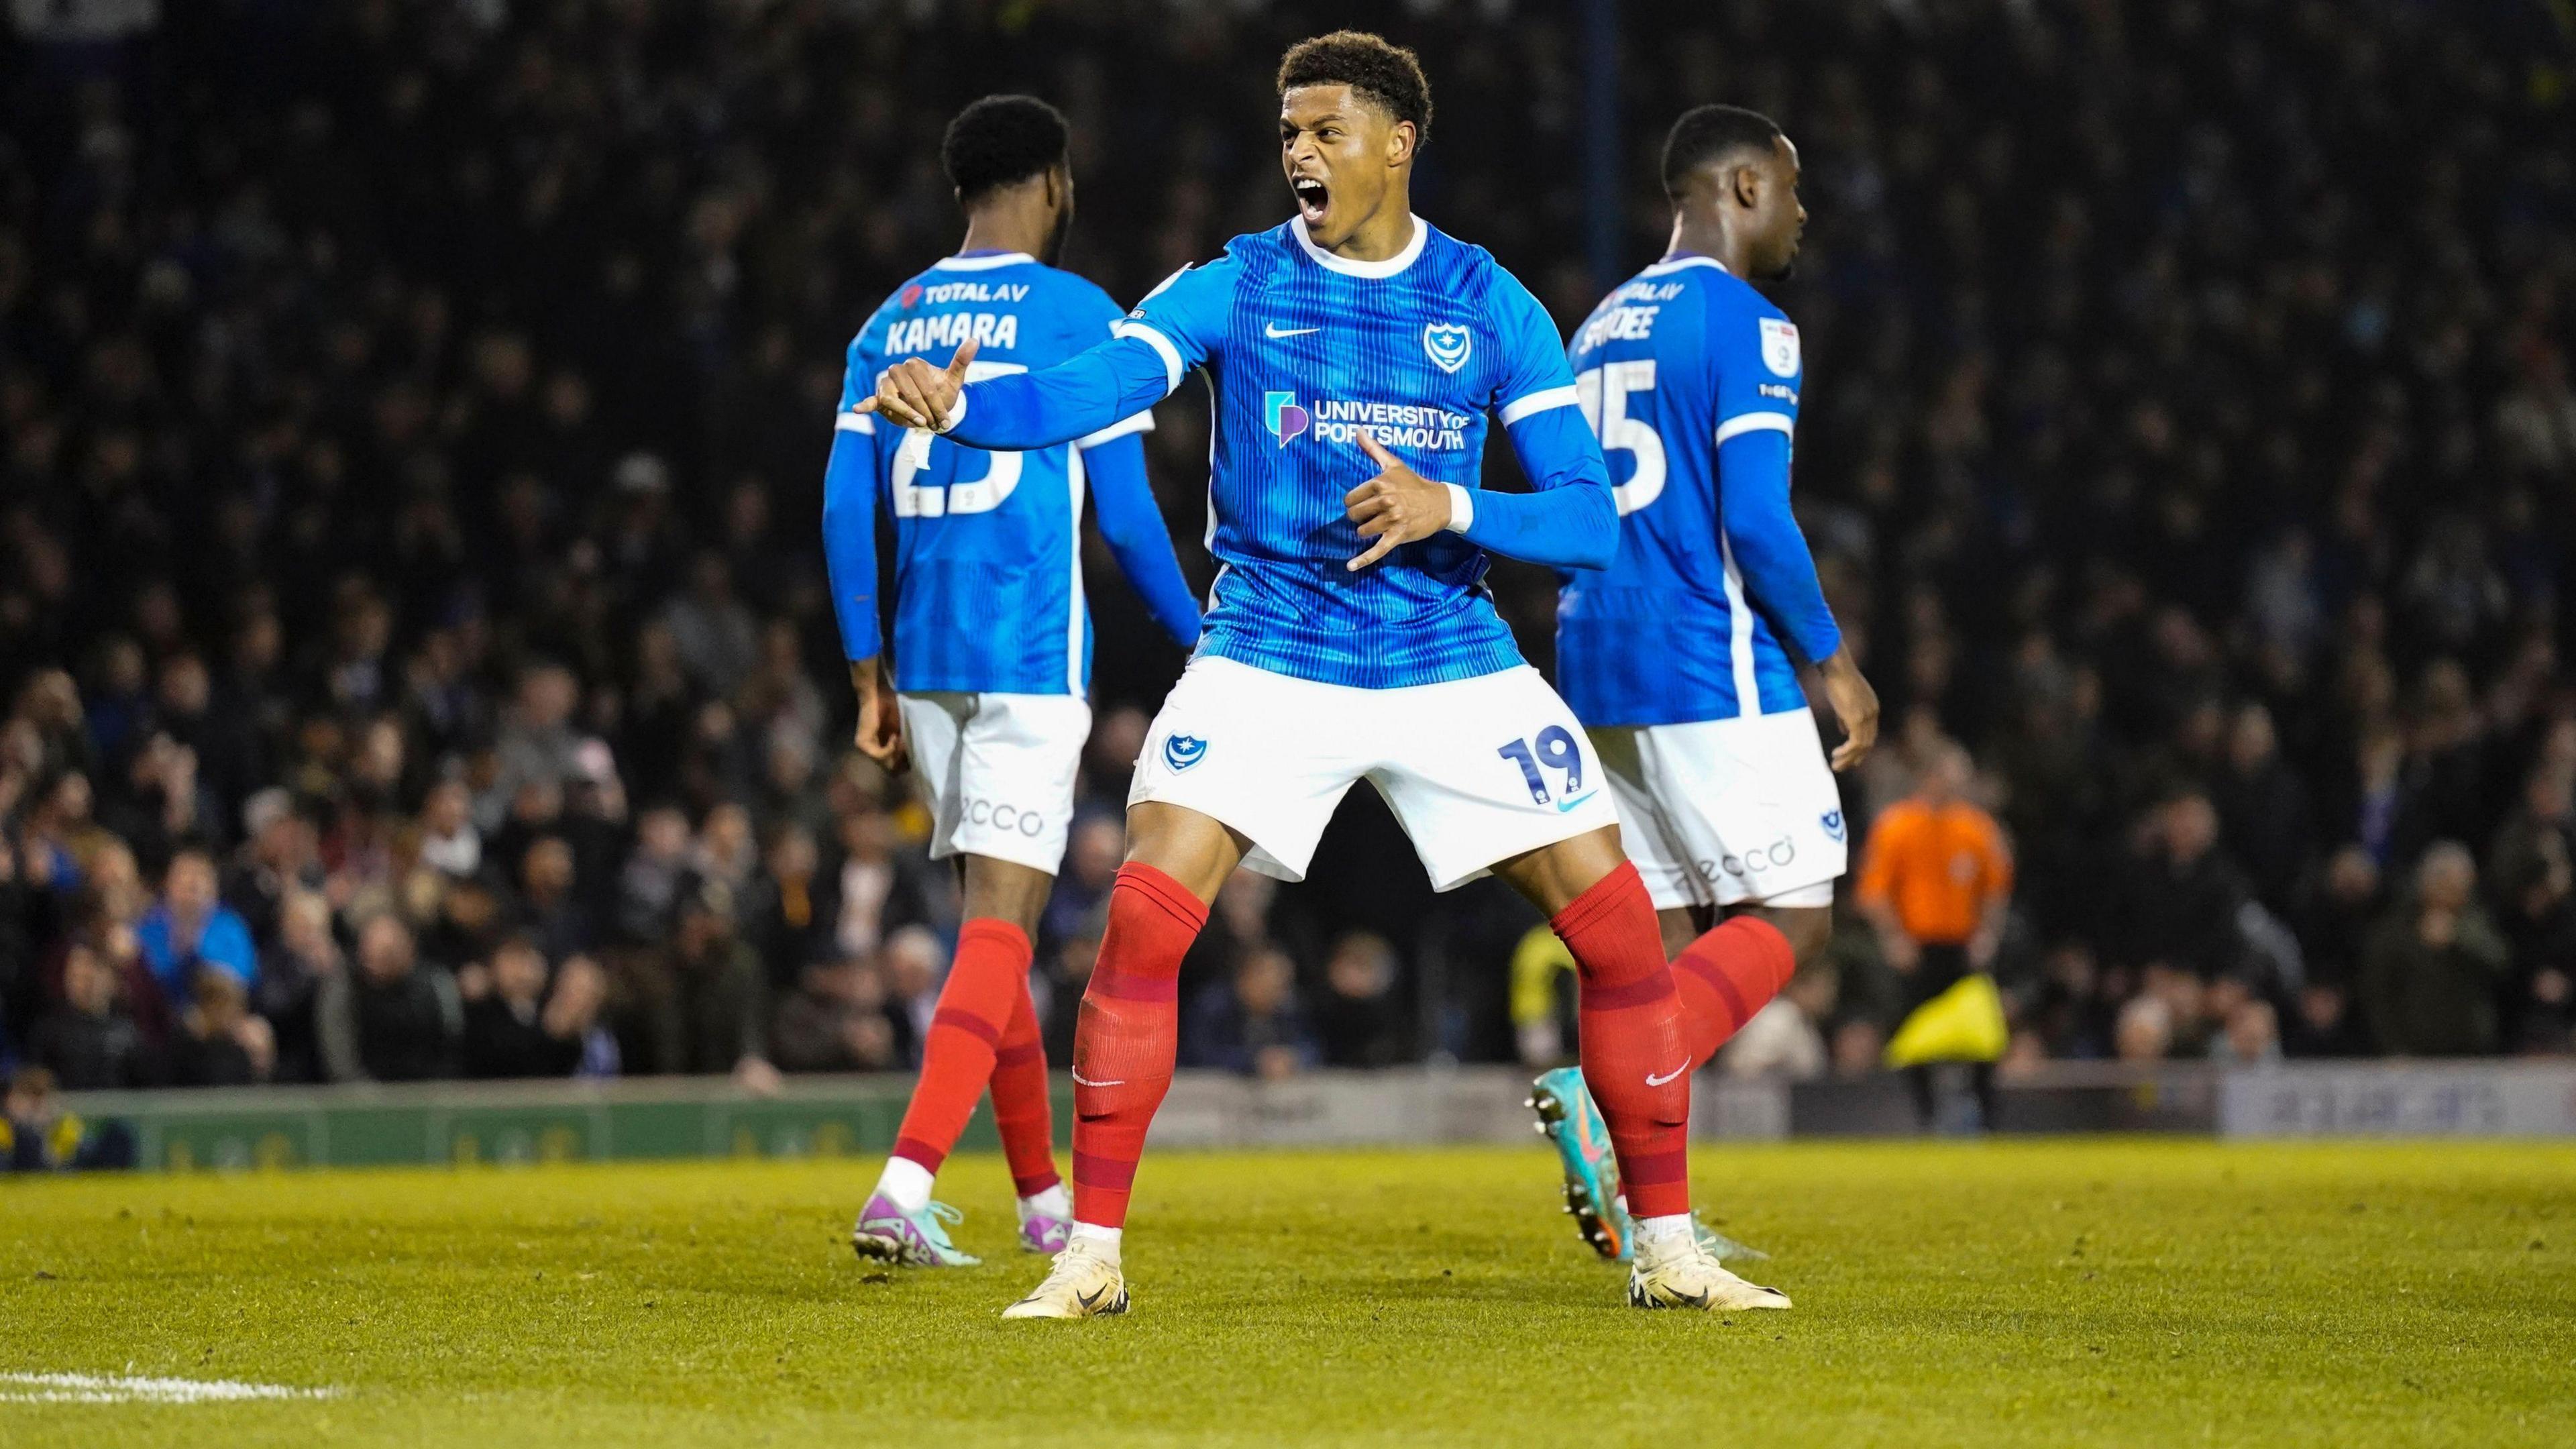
[899, 690, 1091, 876]
[1128, 654, 1619, 892]
[1588, 708, 1847, 912]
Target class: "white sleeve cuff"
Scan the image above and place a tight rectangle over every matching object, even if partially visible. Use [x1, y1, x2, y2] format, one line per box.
[1077, 408, 1157, 450]
[1713, 411, 1794, 445]
[835, 411, 875, 435]
[1112, 321, 1186, 395]
[938, 390, 968, 433]
[1442, 483, 1475, 534]
[1497, 384, 1580, 427]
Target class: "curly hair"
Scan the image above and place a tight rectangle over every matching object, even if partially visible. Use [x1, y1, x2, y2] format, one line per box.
[941, 95, 1070, 205]
[1277, 31, 1432, 144]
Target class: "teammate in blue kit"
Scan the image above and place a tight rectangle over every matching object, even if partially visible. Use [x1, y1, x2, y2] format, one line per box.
[822, 96, 1203, 1272]
[1532, 105, 1884, 1263]
[859, 32, 1789, 1320]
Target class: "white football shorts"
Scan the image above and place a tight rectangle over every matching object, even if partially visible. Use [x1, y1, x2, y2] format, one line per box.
[898, 690, 1091, 875]
[1589, 707, 1849, 912]
[1128, 654, 1619, 892]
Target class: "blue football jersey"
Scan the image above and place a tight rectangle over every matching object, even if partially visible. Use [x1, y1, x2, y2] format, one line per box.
[1556, 255, 1825, 726]
[835, 252, 1154, 695]
[1109, 217, 1601, 689]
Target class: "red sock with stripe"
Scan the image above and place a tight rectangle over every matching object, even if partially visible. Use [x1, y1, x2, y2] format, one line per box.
[1555, 862, 1694, 1220]
[1070, 863, 1207, 1229]
[887, 918, 1032, 1180]
[1672, 916, 1796, 1071]
[988, 977, 1061, 1199]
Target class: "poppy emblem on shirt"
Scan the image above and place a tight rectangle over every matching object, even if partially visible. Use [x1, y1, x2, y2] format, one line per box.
[900, 284, 924, 311]
[1163, 734, 1208, 771]
[1423, 323, 1472, 374]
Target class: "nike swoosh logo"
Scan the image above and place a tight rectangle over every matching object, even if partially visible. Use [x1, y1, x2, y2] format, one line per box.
[1646, 1061, 1690, 1086]
[1070, 1070, 1125, 1088]
[1076, 1285, 1108, 1311]
[1265, 323, 1321, 338]
[1556, 791, 1599, 813]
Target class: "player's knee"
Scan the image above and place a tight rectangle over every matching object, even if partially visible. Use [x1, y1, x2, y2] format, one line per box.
[1120, 802, 1242, 901]
[1762, 905, 1833, 965]
[959, 853, 1053, 935]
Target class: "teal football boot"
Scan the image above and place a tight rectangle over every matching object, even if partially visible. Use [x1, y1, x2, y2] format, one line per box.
[1527, 1066, 1627, 1260]
[1529, 1067, 1772, 1264]
[852, 1195, 981, 1268]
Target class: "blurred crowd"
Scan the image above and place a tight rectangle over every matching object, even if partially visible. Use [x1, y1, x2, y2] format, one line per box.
[3, 1, 2574, 1104]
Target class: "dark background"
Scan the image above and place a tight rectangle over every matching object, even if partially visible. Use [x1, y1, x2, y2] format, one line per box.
[3, 0, 2574, 1096]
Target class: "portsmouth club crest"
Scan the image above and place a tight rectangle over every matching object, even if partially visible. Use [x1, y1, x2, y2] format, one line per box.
[1163, 733, 1208, 771]
[1422, 323, 1472, 374]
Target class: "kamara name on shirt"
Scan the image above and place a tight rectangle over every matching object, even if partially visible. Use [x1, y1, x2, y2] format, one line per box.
[886, 310, 1020, 356]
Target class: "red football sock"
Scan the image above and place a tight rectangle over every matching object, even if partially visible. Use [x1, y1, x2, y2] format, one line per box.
[890, 918, 1032, 1174]
[1556, 862, 1694, 1220]
[989, 978, 1061, 1199]
[1672, 916, 1796, 1071]
[1071, 863, 1208, 1229]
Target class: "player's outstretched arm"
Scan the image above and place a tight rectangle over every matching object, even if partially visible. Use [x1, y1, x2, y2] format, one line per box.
[1083, 430, 1204, 650]
[853, 334, 1180, 452]
[1716, 426, 1876, 767]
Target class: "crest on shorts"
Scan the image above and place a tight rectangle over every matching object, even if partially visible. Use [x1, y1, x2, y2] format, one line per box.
[1821, 809, 1845, 843]
[1422, 323, 1472, 374]
[1163, 733, 1208, 771]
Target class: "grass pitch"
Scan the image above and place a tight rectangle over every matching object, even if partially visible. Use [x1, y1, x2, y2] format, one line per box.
[2, 1140, 2571, 1447]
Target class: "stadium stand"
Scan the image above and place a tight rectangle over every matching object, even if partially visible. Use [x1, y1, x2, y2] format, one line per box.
[2, 0, 2573, 1100]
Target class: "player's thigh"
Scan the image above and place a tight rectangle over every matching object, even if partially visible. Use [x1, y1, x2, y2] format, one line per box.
[896, 692, 975, 851]
[1644, 710, 1849, 909]
[1126, 655, 1366, 887]
[1370, 665, 1621, 894]
[958, 853, 1055, 937]
[942, 692, 1090, 875]
[1589, 724, 1715, 915]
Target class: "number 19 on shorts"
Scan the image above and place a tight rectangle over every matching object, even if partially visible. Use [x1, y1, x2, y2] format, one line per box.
[1497, 725, 1585, 806]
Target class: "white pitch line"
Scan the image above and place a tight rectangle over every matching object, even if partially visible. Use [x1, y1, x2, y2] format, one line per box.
[0, 1372, 341, 1405]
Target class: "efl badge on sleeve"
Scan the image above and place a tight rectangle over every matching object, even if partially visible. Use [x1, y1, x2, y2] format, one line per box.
[1758, 317, 1801, 377]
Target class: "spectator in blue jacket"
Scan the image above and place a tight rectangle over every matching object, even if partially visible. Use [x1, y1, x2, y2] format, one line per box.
[133, 847, 256, 999]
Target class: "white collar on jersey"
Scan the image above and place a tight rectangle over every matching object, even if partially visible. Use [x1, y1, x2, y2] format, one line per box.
[1640, 254, 1729, 277]
[1289, 213, 1428, 278]
[931, 252, 1036, 271]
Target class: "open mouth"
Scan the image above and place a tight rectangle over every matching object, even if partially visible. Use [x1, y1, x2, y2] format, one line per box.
[1291, 176, 1329, 225]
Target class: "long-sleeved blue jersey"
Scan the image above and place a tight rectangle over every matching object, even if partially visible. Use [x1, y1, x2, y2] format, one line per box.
[1556, 254, 1843, 727]
[823, 251, 1201, 695]
[939, 215, 1616, 690]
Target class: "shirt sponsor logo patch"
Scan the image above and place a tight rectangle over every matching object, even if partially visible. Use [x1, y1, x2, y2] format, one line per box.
[1758, 317, 1801, 377]
[1265, 391, 1311, 447]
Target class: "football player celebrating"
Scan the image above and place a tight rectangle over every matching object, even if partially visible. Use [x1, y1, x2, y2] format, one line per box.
[860, 34, 1790, 1320]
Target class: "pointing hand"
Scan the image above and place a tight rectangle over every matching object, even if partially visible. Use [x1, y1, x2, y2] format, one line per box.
[1344, 430, 1453, 572]
[851, 338, 979, 432]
